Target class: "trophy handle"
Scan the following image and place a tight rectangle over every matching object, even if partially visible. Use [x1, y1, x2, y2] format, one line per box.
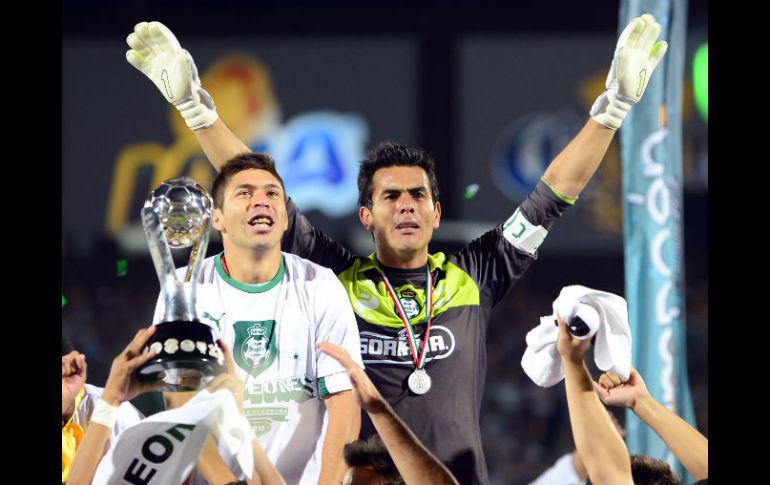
[141, 206, 195, 322]
[184, 210, 212, 284]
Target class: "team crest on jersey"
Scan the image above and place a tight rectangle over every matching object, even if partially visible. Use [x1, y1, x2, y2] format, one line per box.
[234, 320, 277, 376]
[397, 289, 421, 319]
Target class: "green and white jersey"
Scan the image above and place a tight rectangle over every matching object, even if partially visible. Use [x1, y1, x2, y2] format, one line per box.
[281, 180, 573, 485]
[151, 252, 363, 484]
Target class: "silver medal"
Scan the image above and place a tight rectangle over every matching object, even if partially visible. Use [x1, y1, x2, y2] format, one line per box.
[407, 368, 432, 395]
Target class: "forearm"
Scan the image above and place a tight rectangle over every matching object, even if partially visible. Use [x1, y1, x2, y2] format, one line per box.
[542, 119, 615, 198]
[633, 395, 708, 479]
[66, 423, 112, 485]
[196, 435, 237, 485]
[250, 439, 285, 485]
[369, 404, 458, 485]
[563, 360, 632, 485]
[318, 396, 360, 485]
[194, 119, 252, 171]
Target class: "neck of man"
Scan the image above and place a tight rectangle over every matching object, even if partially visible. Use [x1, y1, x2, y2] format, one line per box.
[222, 243, 282, 284]
[376, 247, 429, 269]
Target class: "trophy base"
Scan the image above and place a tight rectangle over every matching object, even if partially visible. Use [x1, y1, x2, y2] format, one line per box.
[136, 320, 224, 392]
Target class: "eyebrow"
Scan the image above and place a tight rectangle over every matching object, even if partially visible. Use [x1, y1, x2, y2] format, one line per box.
[381, 186, 428, 196]
[231, 182, 283, 192]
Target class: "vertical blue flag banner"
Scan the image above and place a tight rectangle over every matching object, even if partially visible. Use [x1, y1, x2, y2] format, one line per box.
[619, 0, 698, 483]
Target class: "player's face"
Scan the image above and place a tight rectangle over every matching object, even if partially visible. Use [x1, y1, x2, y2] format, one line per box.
[360, 166, 441, 265]
[213, 169, 288, 253]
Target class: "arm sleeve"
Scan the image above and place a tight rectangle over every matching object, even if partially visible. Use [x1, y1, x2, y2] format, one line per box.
[312, 271, 364, 397]
[452, 180, 573, 305]
[281, 197, 357, 275]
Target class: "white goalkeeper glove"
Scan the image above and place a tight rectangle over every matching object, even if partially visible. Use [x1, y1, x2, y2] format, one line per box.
[590, 13, 669, 130]
[126, 21, 219, 131]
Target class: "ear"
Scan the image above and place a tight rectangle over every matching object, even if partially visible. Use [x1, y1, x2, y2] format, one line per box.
[358, 206, 373, 232]
[212, 208, 225, 232]
[433, 201, 442, 230]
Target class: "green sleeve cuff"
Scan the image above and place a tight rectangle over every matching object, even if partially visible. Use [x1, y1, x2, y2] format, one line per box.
[540, 177, 578, 205]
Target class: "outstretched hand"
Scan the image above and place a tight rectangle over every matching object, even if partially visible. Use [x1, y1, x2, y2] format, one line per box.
[101, 325, 166, 406]
[316, 341, 384, 414]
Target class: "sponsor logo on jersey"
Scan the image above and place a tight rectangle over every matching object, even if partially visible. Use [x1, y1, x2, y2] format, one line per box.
[359, 325, 456, 364]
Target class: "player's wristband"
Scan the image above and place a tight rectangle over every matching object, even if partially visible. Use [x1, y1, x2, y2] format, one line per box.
[91, 399, 120, 428]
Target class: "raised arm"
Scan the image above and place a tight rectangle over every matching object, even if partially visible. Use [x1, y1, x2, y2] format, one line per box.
[556, 318, 633, 485]
[542, 13, 668, 199]
[67, 326, 165, 485]
[595, 369, 708, 480]
[317, 342, 459, 485]
[125, 21, 249, 170]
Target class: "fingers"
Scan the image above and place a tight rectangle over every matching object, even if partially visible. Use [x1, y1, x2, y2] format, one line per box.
[62, 351, 86, 377]
[556, 318, 570, 339]
[620, 16, 645, 50]
[638, 14, 660, 51]
[125, 325, 157, 358]
[76, 353, 87, 380]
[592, 380, 610, 401]
[126, 49, 148, 71]
[316, 342, 355, 371]
[147, 21, 182, 56]
[127, 30, 153, 61]
[649, 41, 668, 70]
[217, 339, 237, 376]
[599, 372, 624, 389]
[128, 348, 158, 371]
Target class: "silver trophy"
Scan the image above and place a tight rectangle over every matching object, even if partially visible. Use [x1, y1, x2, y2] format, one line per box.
[136, 176, 223, 391]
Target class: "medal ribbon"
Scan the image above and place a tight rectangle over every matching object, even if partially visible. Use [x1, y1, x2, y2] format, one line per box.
[378, 265, 433, 370]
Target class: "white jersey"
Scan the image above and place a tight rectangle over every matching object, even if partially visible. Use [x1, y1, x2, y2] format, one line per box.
[151, 251, 363, 484]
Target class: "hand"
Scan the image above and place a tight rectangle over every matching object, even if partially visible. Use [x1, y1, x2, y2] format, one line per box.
[593, 368, 650, 410]
[555, 317, 591, 364]
[126, 21, 218, 130]
[205, 340, 244, 412]
[316, 342, 384, 414]
[101, 325, 166, 406]
[590, 13, 669, 130]
[62, 351, 87, 417]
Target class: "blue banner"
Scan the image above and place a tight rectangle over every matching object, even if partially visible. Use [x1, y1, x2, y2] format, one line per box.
[619, 0, 698, 483]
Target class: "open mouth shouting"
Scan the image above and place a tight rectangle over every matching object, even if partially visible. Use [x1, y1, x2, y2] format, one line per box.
[248, 213, 275, 233]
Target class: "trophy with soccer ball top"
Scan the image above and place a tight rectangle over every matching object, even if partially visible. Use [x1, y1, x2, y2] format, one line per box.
[135, 176, 223, 391]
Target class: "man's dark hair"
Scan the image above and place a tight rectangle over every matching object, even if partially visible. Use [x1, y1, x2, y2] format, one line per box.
[357, 141, 439, 209]
[585, 455, 680, 485]
[344, 434, 405, 485]
[211, 152, 286, 209]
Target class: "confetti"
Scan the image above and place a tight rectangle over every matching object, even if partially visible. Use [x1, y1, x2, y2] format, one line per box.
[117, 259, 127, 277]
[464, 183, 480, 200]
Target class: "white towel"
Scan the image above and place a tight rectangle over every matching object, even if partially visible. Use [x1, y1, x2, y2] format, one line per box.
[93, 389, 254, 484]
[521, 285, 632, 387]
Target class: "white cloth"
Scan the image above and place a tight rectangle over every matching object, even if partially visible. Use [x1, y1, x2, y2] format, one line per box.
[152, 252, 363, 484]
[94, 389, 253, 485]
[529, 452, 586, 485]
[72, 383, 104, 429]
[521, 285, 631, 387]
